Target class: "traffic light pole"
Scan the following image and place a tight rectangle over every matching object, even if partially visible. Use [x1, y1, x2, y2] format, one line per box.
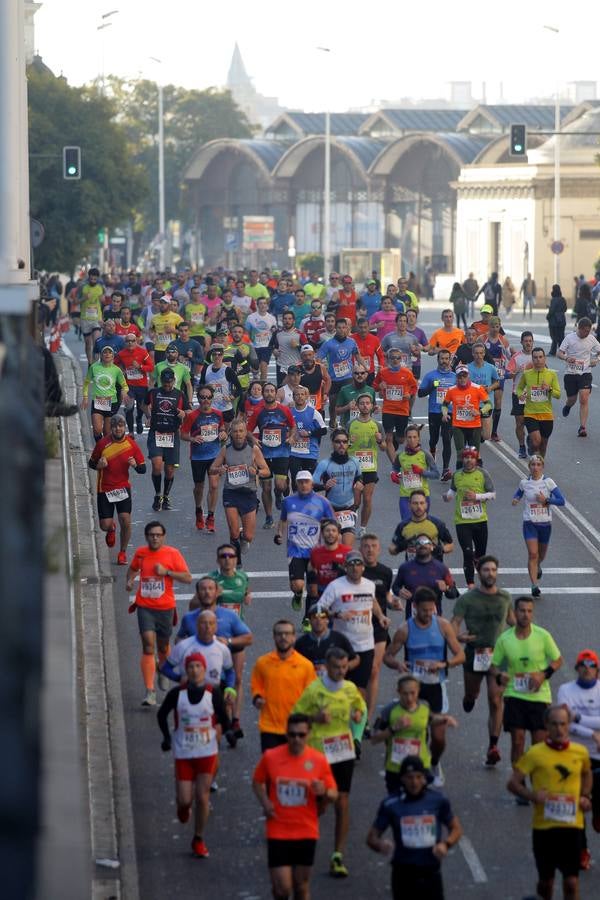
[553, 93, 561, 284]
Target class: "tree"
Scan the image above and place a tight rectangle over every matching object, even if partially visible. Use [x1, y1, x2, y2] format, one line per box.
[27, 63, 147, 272]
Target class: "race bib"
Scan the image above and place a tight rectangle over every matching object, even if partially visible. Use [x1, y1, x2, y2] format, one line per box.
[227, 464, 250, 487]
[349, 408, 360, 420]
[221, 602, 242, 617]
[544, 794, 576, 824]
[182, 725, 210, 749]
[436, 387, 447, 405]
[155, 432, 175, 448]
[307, 394, 317, 408]
[412, 662, 440, 684]
[126, 367, 141, 380]
[530, 388, 547, 403]
[391, 737, 421, 765]
[276, 779, 307, 807]
[262, 428, 282, 448]
[190, 312, 204, 325]
[334, 510, 355, 530]
[528, 502, 549, 521]
[354, 450, 374, 471]
[254, 331, 271, 347]
[460, 500, 483, 520]
[105, 488, 128, 504]
[200, 424, 219, 442]
[332, 359, 352, 379]
[93, 395, 112, 411]
[495, 364, 505, 379]
[400, 815, 436, 849]
[566, 360, 584, 374]
[322, 733, 355, 763]
[291, 436, 310, 455]
[84, 307, 99, 321]
[140, 577, 165, 599]
[513, 673, 530, 693]
[386, 386, 404, 401]
[349, 608, 371, 627]
[473, 647, 493, 672]
[455, 405, 475, 421]
[401, 471, 421, 490]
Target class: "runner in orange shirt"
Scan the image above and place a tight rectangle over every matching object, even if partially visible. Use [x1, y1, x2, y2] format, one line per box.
[426, 309, 465, 358]
[441, 366, 491, 462]
[125, 521, 192, 706]
[373, 349, 418, 463]
[253, 712, 338, 899]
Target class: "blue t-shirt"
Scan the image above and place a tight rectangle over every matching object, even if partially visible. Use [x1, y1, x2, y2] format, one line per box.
[468, 361, 497, 389]
[255, 405, 293, 459]
[313, 456, 362, 509]
[289, 405, 325, 460]
[94, 334, 125, 356]
[186, 409, 223, 460]
[177, 605, 251, 641]
[372, 789, 454, 867]
[280, 492, 335, 558]
[419, 369, 457, 415]
[270, 292, 296, 320]
[172, 337, 204, 369]
[317, 336, 359, 382]
[358, 291, 382, 319]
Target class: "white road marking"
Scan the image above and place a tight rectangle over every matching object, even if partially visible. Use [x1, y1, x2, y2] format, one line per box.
[188, 567, 595, 579]
[459, 835, 488, 883]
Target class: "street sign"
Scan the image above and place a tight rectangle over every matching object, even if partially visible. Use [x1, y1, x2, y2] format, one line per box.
[225, 233, 238, 249]
[30, 218, 45, 248]
[551, 240, 564, 255]
[243, 216, 274, 250]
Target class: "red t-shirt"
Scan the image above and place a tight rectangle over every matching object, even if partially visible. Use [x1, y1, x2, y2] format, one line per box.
[253, 744, 336, 840]
[353, 333, 384, 374]
[90, 435, 145, 492]
[115, 322, 141, 338]
[115, 346, 154, 386]
[337, 290, 358, 325]
[309, 544, 352, 590]
[129, 545, 189, 610]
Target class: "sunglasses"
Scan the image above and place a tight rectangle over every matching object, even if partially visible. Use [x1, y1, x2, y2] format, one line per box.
[218, 552, 236, 559]
[579, 659, 598, 668]
[347, 560, 364, 566]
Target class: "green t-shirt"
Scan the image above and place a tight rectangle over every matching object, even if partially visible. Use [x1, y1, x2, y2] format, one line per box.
[491, 624, 560, 703]
[184, 302, 208, 336]
[396, 448, 436, 498]
[348, 417, 383, 473]
[153, 360, 191, 391]
[516, 368, 561, 419]
[79, 284, 104, 322]
[453, 588, 512, 656]
[246, 283, 270, 301]
[293, 677, 366, 758]
[336, 382, 376, 427]
[84, 362, 126, 402]
[377, 700, 431, 771]
[449, 468, 494, 524]
[209, 568, 250, 620]
[305, 282, 327, 300]
[292, 302, 312, 328]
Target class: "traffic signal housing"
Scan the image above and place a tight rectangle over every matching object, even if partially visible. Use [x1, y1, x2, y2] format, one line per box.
[509, 124, 527, 158]
[63, 146, 81, 180]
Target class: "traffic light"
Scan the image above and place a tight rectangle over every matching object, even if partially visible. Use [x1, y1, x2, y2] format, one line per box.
[63, 146, 81, 180]
[509, 124, 527, 158]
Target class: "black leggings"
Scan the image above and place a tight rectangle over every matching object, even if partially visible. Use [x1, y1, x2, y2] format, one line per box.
[456, 521, 488, 585]
[428, 413, 453, 470]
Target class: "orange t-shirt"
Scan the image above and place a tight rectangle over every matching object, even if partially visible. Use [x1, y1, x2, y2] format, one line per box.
[130, 545, 189, 610]
[250, 650, 316, 734]
[443, 382, 488, 428]
[471, 321, 489, 339]
[253, 744, 336, 839]
[373, 366, 418, 415]
[429, 327, 465, 354]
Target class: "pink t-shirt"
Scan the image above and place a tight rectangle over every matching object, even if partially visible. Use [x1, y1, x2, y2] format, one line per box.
[369, 310, 397, 339]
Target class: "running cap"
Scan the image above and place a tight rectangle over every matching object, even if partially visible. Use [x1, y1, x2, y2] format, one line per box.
[576, 649, 599, 667]
[300, 344, 314, 353]
[185, 652, 207, 669]
[100, 346, 114, 354]
[399, 755, 427, 776]
[480, 304, 493, 314]
[415, 534, 434, 546]
[461, 446, 479, 459]
[366, 279, 376, 285]
[287, 365, 302, 375]
[455, 365, 469, 375]
[295, 470, 314, 481]
[160, 367, 175, 381]
[166, 342, 179, 352]
[345, 550, 364, 564]
[307, 604, 329, 617]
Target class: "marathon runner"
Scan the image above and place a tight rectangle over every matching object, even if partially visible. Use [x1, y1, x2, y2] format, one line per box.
[180, 385, 227, 533]
[288, 385, 327, 490]
[372, 348, 418, 462]
[391, 424, 439, 519]
[360, 532, 394, 728]
[78, 267, 104, 364]
[317, 318, 360, 429]
[516, 347, 561, 458]
[334, 365, 376, 428]
[467, 342, 500, 441]
[299, 344, 330, 412]
[306, 519, 351, 604]
[295, 604, 358, 677]
[418, 349, 456, 482]
[391, 535, 456, 618]
[115, 334, 154, 435]
[144, 368, 190, 511]
[425, 309, 465, 358]
[198, 344, 242, 426]
[443, 446, 495, 587]
[247, 382, 297, 529]
[81, 346, 128, 442]
[484, 315, 513, 441]
[558, 316, 600, 437]
[246, 296, 277, 382]
[389, 490, 454, 562]
[442, 365, 490, 461]
[505, 330, 534, 458]
[152, 342, 193, 404]
[348, 393, 384, 535]
[313, 429, 363, 546]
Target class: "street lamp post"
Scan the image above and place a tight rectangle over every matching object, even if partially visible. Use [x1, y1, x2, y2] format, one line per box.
[317, 47, 331, 278]
[150, 57, 166, 270]
[544, 25, 561, 284]
[97, 10, 119, 96]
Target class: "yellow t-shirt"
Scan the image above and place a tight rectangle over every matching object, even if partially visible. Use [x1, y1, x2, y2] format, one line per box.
[516, 740, 590, 830]
[151, 312, 183, 350]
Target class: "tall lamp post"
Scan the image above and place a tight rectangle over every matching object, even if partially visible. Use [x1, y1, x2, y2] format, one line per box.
[97, 10, 119, 96]
[544, 25, 561, 284]
[317, 47, 331, 278]
[150, 57, 166, 270]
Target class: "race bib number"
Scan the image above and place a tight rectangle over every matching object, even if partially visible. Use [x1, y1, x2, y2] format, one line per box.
[221, 602, 242, 617]
[544, 794, 576, 824]
[83, 307, 99, 321]
[200, 424, 218, 442]
[307, 394, 317, 408]
[401, 471, 421, 490]
[386, 386, 404, 401]
[262, 428, 282, 448]
[276, 779, 307, 807]
[349, 408, 360, 420]
[155, 335, 171, 350]
[190, 312, 204, 325]
[436, 387, 447, 405]
[155, 432, 175, 448]
[140, 577, 165, 599]
[227, 465, 250, 487]
[528, 502, 549, 521]
[291, 436, 310, 455]
[460, 500, 483, 520]
[354, 450, 374, 471]
[495, 364, 505, 379]
[400, 815, 436, 849]
[105, 488, 128, 504]
[530, 388, 547, 403]
[566, 360, 584, 374]
[513, 673, 530, 693]
[322, 733, 355, 763]
[334, 510, 355, 530]
[126, 367, 141, 380]
[412, 662, 440, 684]
[254, 331, 270, 347]
[455, 405, 475, 421]
[473, 647, 493, 672]
[182, 726, 210, 749]
[94, 395, 112, 411]
[332, 359, 352, 379]
[349, 608, 371, 627]
[391, 737, 421, 765]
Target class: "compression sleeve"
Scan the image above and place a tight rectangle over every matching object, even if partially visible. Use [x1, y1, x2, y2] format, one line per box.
[548, 486, 565, 507]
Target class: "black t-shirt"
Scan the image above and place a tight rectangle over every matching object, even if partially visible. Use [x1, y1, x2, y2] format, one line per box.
[363, 562, 393, 616]
[144, 386, 189, 432]
[295, 630, 357, 674]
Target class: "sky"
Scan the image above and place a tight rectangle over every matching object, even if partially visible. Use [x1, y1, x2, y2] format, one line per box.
[35, 0, 597, 112]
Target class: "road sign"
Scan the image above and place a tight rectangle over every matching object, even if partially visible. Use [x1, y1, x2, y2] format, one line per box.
[551, 240, 564, 255]
[225, 233, 238, 250]
[30, 218, 45, 248]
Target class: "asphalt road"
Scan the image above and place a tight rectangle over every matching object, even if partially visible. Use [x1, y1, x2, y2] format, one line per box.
[67, 306, 600, 900]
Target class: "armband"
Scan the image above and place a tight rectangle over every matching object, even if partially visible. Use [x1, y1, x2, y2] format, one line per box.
[543, 666, 555, 680]
[224, 687, 237, 699]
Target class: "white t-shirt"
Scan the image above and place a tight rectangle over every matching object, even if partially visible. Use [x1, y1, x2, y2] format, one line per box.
[557, 679, 600, 760]
[247, 311, 277, 349]
[518, 476, 558, 523]
[559, 332, 600, 375]
[167, 636, 233, 685]
[508, 350, 532, 395]
[317, 575, 376, 651]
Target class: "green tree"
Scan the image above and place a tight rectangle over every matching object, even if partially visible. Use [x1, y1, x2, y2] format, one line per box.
[27, 63, 147, 272]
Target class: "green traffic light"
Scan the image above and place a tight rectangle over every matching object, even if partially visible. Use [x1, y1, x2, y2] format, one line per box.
[67, 165, 77, 175]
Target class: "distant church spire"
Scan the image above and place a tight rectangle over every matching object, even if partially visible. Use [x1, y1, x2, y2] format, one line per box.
[227, 43, 250, 88]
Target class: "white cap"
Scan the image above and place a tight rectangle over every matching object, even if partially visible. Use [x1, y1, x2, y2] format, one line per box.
[295, 470, 314, 481]
[300, 344, 314, 353]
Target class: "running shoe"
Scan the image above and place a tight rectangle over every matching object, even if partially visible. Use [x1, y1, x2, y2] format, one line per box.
[152, 495, 162, 512]
[363, 725, 371, 740]
[117, 551, 127, 566]
[431, 762, 444, 787]
[329, 852, 348, 878]
[157, 672, 170, 692]
[357, 525, 366, 539]
[263, 515, 274, 529]
[275, 492, 283, 510]
[440, 469, 452, 482]
[231, 718, 244, 740]
[240, 538, 250, 555]
[196, 511, 205, 531]
[191, 838, 209, 859]
[562, 404, 571, 418]
[162, 496, 173, 511]
[537, 567, 543, 580]
[491, 433, 501, 442]
[205, 513, 215, 533]
[579, 848, 592, 871]
[485, 746, 501, 767]
[136, 420, 144, 435]
[531, 585, 541, 598]
[518, 445, 527, 459]
[515, 795, 530, 806]
[291, 593, 302, 611]
[462, 697, 475, 713]
[224, 728, 238, 749]
[141, 690, 156, 707]
[301, 617, 311, 633]
[578, 426, 588, 437]
[105, 526, 116, 548]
